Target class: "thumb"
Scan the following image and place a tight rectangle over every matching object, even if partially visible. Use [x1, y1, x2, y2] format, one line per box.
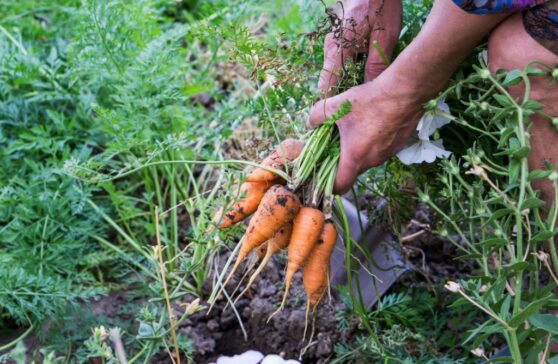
[308, 88, 356, 129]
[307, 94, 344, 129]
[333, 143, 360, 195]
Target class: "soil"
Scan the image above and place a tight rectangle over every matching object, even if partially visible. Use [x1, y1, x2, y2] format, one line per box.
[175, 253, 359, 364]
[0, 203, 481, 364]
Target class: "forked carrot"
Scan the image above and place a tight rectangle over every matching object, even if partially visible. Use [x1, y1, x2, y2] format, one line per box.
[272, 207, 324, 318]
[210, 185, 301, 311]
[235, 222, 293, 302]
[246, 139, 304, 183]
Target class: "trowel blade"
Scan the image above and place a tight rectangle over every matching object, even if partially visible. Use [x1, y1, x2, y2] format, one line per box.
[330, 197, 408, 308]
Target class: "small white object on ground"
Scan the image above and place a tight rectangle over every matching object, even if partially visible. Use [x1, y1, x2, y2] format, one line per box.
[213, 351, 301, 364]
[397, 98, 452, 165]
[261, 354, 300, 364]
[215, 350, 263, 364]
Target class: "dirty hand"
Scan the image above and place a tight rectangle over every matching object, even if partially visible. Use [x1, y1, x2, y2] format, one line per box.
[318, 0, 402, 96]
[309, 72, 424, 194]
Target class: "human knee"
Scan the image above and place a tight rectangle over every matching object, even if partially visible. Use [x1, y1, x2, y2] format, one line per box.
[488, 13, 558, 74]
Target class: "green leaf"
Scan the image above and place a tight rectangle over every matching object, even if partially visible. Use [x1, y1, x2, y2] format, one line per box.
[500, 295, 512, 319]
[486, 208, 514, 225]
[531, 230, 555, 243]
[448, 297, 469, 308]
[522, 100, 543, 112]
[525, 66, 547, 76]
[508, 160, 520, 183]
[502, 261, 535, 272]
[529, 313, 558, 334]
[520, 197, 546, 210]
[511, 146, 530, 159]
[494, 94, 514, 108]
[502, 69, 523, 87]
[498, 127, 515, 148]
[478, 238, 508, 249]
[528, 169, 553, 180]
[509, 295, 552, 328]
[456, 253, 483, 260]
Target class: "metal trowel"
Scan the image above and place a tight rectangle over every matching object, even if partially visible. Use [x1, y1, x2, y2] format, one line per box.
[330, 197, 409, 307]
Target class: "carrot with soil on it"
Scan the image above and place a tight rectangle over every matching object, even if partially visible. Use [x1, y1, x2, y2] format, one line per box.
[300, 221, 337, 343]
[208, 185, 301, 312]
[302, 221, 337, 308]
[269, 207, 325, 320]
[246, 138, 304, 183]
[214, 180, 272, 230]
[235, 222, 293, 302]
[256, 241, 268, 259]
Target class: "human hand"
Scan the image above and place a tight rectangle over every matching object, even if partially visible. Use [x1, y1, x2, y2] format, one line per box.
[318, 0, 402, 96]
[309, 71, 424, 194]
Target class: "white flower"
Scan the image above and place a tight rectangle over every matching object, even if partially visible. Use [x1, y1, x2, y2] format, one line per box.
[417, 100, 451, 140]
[397, 99, 452, 165]
[397, 139, 451, 165]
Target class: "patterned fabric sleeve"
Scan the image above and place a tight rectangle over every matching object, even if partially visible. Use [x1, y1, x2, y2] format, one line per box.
[453, 0, 549, 14]
[453, 0, 558, 55]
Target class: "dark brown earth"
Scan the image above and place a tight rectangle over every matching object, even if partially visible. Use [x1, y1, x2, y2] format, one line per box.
[176, 253, 360, 364]
[1, 203, 480, 363]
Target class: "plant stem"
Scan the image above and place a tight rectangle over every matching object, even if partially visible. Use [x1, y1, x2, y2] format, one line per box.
[155, 207, 181, 364]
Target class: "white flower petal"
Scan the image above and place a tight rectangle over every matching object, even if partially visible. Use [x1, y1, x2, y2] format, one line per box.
[397, 140, 451, 165]
[416, 100, 451, 141]
[396, 142, 423, 165]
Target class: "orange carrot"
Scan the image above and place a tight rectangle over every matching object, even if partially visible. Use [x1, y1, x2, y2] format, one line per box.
[213, 185, 301, 308]
[235, 223, 293, 301]
[214, 181, 272, 229]
[277, 207, 325, 311]
[256, 242, 268, 259]
[302, 221, 337, 307]
[246, 139, 304, 183]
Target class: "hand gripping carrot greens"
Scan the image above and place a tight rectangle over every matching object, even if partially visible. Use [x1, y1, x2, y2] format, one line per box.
[210, 102, 352, 328]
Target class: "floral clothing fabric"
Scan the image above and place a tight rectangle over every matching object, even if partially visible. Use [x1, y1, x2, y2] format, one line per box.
[453, 0, 558, 54]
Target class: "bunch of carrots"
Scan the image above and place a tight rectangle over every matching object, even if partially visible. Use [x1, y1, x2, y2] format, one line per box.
[210, 102, 352, 327]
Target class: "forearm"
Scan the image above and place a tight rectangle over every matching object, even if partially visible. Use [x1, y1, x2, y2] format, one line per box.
[391, 0, 510, 101]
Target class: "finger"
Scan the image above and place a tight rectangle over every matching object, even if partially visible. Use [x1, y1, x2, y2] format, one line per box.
[318, 33, 358, 97]
[307, 93, 346, 129]
[364, 0, 403, 82]
[333, 142, 360, 195]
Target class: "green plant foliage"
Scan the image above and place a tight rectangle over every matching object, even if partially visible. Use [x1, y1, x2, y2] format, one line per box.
[2, 0, 557, 363]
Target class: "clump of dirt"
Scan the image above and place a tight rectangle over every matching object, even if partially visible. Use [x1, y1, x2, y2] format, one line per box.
[400, 204, 478, 284]
[175, 254, 359, 364]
